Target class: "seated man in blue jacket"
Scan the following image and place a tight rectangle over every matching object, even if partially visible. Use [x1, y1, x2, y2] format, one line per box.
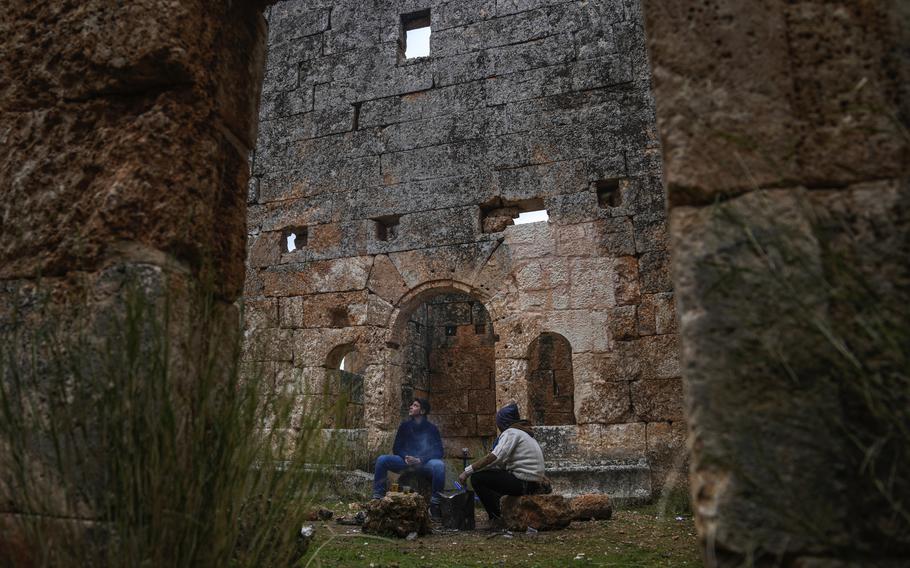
[372, 398, 445, 518]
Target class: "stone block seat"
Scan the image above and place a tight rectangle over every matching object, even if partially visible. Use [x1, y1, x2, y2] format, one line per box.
[533, 426, 652, 504]
[545, 458, 652, 504]
[501, 495, 574, 531]
[501, 493, 615, 531]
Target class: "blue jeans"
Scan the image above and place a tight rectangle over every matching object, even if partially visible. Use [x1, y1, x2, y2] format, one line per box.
[372, 454, 445, 504]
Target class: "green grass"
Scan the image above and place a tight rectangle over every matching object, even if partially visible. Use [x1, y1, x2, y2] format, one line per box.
[301, 510, 699, 567]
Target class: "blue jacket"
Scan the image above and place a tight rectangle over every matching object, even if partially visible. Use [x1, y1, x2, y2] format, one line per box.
[392, 418, 443, 463]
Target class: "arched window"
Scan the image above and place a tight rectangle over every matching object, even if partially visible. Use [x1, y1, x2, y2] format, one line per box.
[324, 344, 365, 429]
[527, 332, 575, 425]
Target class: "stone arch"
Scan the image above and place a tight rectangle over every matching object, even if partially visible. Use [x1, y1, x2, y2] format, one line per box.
[385, 281, 498, 457]
[387, 280, 492, 345]
[526, 332, 575, 425]
[323, 343, 365, 429]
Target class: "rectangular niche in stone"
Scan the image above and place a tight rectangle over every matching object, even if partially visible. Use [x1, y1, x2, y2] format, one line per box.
[373, 215, 400, 242]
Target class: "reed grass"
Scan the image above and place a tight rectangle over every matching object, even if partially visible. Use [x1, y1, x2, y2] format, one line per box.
[0, 277, 336, 567]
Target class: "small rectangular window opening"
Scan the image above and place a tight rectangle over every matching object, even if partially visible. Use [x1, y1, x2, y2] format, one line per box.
[401, 9, 431, 59]
[595, 179, 622, 208]
[513, 209, 549, 225]
[283, 227, 308, 252]
[373, 215, 400, 242]
[481, 198, 548, 233]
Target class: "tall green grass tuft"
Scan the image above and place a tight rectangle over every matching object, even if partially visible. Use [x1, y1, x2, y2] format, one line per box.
[0, 275, 335, 567]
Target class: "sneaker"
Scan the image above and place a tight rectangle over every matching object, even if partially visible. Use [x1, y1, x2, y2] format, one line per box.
[428, 503, 443, 521]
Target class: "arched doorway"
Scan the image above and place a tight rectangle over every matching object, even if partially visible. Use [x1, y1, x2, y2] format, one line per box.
[527, 332, 575, 425]
[395, 290, 497, 457]
[323, 344, 365, 429]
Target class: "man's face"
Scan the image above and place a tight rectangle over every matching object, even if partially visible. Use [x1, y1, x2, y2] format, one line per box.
[408, 400, 424, 417]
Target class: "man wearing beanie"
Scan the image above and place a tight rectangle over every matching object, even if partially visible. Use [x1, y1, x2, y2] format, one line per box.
[372, 398, 446, 519]
[458, 402, 550, 528]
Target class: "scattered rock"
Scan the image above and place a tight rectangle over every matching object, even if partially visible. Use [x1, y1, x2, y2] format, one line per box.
[335, 510, 366, 526]
[570, 494, 613, 521]
[501, 495, 574, 531]
[362, 492, 430, 538]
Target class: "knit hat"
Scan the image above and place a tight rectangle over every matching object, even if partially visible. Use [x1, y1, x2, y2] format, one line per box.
[495, 403, 520, 432]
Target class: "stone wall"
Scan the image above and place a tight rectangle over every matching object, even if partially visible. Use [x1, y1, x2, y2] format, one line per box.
[0, 0, 270, 548]
[245, 0, 683, 494]
[643, 0, 910, 564]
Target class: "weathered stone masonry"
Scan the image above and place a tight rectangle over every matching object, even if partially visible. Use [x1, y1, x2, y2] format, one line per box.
[245, 0, 681, 498]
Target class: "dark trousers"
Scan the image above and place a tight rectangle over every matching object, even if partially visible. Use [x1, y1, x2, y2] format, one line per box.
[471, 469, 542, 520]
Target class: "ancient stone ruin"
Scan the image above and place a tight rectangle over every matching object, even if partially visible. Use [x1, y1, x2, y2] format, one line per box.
[2, 0, 907, 567]
[243, 0, 682, 501]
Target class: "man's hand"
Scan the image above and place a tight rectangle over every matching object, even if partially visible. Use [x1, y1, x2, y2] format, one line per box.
[458, 471, 469, 484]
[405, 455, 421, 466]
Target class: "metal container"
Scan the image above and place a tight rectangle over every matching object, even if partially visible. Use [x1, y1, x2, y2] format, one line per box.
[439, 490, 475, 530]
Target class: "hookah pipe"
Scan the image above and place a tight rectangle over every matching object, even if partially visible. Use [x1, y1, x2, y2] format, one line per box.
[453, 447, 470, 491]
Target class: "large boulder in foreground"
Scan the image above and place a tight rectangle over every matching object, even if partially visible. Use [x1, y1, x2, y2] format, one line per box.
[501, 495, 573, 531]
[362, 492, 430, 538]
[570, 494, 613, 521]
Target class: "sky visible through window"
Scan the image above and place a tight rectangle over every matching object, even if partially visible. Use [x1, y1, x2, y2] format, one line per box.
[513, 210, 549, 225]
[405, 26, 431, 58]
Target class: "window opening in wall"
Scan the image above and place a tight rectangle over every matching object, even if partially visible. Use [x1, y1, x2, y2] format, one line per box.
[481, 198, 547, 233]
[401, 9, 431, 59]
[325, 344, 365, 429]
[513, 209, 549, 225]
[373, 215, 400, 242]
[352, 101, 362, 130]
[283, 226, 308, 252]
[595, 179, 622, 208]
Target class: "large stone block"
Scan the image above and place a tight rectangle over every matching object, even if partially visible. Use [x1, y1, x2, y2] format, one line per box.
[0, 1, 267, 299]
[243, 298, 278, 331]
[645, 421, 688, 494]
[575, 378, 633, 425]
[669, 189, 845, 558]
[611, 256, 640, 306]
[636, 292, 676, 336]
[501, 495, 573, 531]
[260, 256, 373, 296]
[366, 254, 410, 304]
[608, 305, 638, 341]
[645, 0, 907, 206]
[570, 494, 613, 521]
[631, 378, 683, 422]
[577, 423, 647, 458]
